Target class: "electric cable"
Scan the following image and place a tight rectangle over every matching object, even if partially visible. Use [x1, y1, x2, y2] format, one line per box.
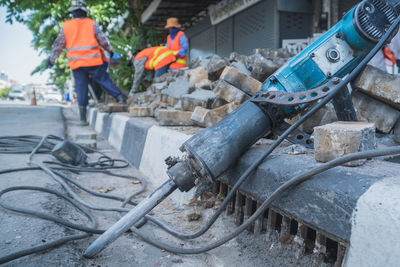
[127, 146, 400, 254]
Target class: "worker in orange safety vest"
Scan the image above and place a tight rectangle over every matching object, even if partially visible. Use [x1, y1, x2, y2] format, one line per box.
[48, 0, 126, 126]
[165, 18, 189, 71]
[129, 46, 176, 95]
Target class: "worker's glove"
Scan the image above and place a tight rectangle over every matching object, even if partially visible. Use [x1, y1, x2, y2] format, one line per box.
[46, 57, 54, 69]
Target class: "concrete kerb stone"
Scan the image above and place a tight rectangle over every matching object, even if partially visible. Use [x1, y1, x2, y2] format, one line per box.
[101, 113, 112, 140]
[344, 176, 400, 266]
[139, 125, 194, 205]
[94, 111, 107, 134]
[120, 119, 152, 168]
[108, 113, 130, 151]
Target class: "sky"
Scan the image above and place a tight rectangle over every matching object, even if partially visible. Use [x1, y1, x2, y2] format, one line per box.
[0, 6, 50, 85]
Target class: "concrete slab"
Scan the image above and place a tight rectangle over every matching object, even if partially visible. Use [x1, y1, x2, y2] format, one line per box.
[120, 119, 152, 168]
[108, 114, 130, 151]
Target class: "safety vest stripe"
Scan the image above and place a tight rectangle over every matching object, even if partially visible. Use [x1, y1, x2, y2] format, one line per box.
[68, 54, 102, 62]
[66, 46, 100, 52]
[152, 51, 175, 69]
[148, 47, 164, 69]
[176, 59, 187, 64]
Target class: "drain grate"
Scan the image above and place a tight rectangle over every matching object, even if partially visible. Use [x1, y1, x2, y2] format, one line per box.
[212, 180, 347, 266]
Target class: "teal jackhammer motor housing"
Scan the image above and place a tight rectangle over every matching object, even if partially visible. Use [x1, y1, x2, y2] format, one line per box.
[84, 0, 400, 258]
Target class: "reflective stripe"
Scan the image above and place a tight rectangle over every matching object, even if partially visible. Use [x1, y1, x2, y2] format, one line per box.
[148, 47, 164, 70]
[176, 58, 187, 65]
[152, 51, 175, 69]
[68, 54, 101, 62]
[66, 45, 100, 52]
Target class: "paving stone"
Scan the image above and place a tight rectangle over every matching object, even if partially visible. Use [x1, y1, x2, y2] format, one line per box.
[230, 61, 251, 76]
[128, 90, 155, 105]
[353, 65, 400, 110]
[213, 80, 250, 104]
[98, 103, 128, 113]
[189, 66, 208, 84]
[220, 66, 262, 95]
[191, 103, 238, 128]
[314, 121, 376, 166]
[149, 81, 168, 94]
[208, 56, 229, 81]
[353, 91, 400, 133]
[196, 79, 212, 90]
[161, 79, 195, 106]
[128, 106, 152, 117]
[156, 109, 195, 126]
[181, 89, 218, 111]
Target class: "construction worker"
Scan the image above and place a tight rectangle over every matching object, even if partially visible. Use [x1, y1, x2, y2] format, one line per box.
[47, 0, 126, 126]
[165, 17, 189, 72]
[129, 46, 176, 95]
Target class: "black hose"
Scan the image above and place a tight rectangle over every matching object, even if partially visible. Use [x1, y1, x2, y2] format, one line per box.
[139, 14, 400, 241]
[128, 146, 400, 254]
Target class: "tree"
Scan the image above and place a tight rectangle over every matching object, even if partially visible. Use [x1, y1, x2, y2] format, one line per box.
[0, 0, 162, 93]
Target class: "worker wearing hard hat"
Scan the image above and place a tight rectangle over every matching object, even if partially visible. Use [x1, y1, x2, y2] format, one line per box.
[129, 46, 177, 95]
[164, 17, 189, 71]
[48, 0, 126, 126]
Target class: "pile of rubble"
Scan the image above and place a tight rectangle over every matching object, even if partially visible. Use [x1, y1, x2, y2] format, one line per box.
[126, 48, 293, 127]
[125, 48, 400, 144]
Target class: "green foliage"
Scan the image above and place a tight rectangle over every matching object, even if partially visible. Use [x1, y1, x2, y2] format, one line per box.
[0, 0, 162, 92]
[0, 88, 11, 98]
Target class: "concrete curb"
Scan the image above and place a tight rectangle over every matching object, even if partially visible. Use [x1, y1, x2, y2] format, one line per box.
[86, 107, 400, 263]
[88, 108, 194, 205]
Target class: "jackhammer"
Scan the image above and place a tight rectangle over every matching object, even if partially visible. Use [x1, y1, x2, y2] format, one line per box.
[84, 0, 400, 257]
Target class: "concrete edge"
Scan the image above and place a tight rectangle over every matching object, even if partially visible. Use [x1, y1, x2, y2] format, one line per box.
[88, 107, 195, 205]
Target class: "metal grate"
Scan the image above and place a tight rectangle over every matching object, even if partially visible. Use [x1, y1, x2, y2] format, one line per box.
[212, 180, 348, 266]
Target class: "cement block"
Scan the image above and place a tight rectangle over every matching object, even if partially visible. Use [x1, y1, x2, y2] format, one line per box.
[230, 61, 251, 76]
[220, 66, 262, 95]
[128, 106, 152, 117]
[208, 56, 228, 81]
[108, 114, 130, 151]
[120, 119, 151, 168]
[98, 103, 128, 113]
[188, 66, 208, 84]
[353, 65, 400, 110]
[74, 133, 97, 140]
[191, 103, 238, 128]
[314, 121, 376, 166]
[196, 79, 212, 90]
[161, 79, 195, 106]
[213, 80, 250, 104]
[149, 81, 168, 94]
[181, 89, 218, 111]
[156, 109, 195, 126]
[353, 91, 400, 133]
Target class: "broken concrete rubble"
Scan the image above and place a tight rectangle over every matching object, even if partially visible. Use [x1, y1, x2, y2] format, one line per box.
[181, 89, 219, 111]
[128, 106, 152, 117]
[352, 91, 400, 133]
[156, 109, 195, 126]
[213, 80, 250, 104]
[220, 66, 262, 96]
[314, 121, 376, 166]
[188, 66, 208, 85]
[353, 65, 400, 110]
[98, 103, 128, 113]
[191, 103, 238, 128]
[161, 79, 195, 106]
[207, 55, 229, 81]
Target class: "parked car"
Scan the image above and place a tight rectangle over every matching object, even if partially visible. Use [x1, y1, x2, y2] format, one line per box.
[8, 88, 27, 101]
[43, 88, 63, 103]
